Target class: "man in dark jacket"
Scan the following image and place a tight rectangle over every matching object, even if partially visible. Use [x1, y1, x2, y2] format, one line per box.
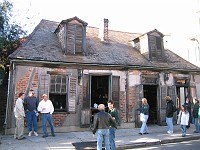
[165, 96, 175, 134]
[193, 98, 200, 133]
[92, 104, 117, 150]
[24, 90, 39, 136]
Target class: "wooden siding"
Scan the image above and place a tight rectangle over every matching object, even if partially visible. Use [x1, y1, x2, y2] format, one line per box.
[57, 26, 65, 51]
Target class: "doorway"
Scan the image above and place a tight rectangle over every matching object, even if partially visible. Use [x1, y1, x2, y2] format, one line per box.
[143, 85, 158, 124]
[91, 75, 109, 108]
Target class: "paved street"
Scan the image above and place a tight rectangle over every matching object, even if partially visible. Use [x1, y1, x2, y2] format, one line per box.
[126, 140, 200, 150]
[0, 124, 200, 150]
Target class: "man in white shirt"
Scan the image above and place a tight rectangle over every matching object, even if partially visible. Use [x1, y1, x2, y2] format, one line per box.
[37, 94, 55, 138]
[14, 92, 25, 140]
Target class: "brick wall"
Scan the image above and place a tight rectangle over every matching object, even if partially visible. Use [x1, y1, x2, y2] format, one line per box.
[119, 91, 126, 122]
[128, 86, 136, 122]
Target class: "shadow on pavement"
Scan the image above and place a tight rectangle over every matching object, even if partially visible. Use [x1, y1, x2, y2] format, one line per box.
[72, 141, 106, 150]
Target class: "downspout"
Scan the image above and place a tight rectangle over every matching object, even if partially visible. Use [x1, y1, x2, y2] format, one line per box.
[125, 70, 129, 122]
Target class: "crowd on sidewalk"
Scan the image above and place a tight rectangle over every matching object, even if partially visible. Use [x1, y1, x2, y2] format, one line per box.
[12, 88, 200, 150]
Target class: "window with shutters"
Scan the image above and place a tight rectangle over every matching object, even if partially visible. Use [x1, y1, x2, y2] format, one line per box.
[49, 75, 68, 112]
[66, 22, 83, 54]
[148, 35, 163, 61]
[39, 74, 77, 113]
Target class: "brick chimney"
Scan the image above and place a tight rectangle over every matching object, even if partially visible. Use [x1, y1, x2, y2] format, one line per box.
[98, 18, 109, 41]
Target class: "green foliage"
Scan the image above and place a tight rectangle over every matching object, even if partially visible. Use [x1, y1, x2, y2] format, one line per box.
[0, 0, 26, 72]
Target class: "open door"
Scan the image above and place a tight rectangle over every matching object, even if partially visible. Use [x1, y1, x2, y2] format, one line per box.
[158, 85, 168, 125]
[111, 75, 120, 109]
[135, 84, 143, 128]
[81, 74, 91, 127]
[168, 86, 177, 124]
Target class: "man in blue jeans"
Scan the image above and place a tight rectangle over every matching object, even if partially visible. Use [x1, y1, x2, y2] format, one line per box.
[107, 100, 119, 150]
[192, 98, 200, 133]
[24, 90, 38, 136]
[37, 94, 55, 138]
[92, 104, 116, 150]
[165, 96, 175, 134]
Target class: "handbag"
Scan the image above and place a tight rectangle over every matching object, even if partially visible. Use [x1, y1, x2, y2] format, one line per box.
[140, 113, 145, 122]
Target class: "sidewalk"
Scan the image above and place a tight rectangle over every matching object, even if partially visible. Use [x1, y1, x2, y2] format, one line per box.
[1, 124, 200, 150]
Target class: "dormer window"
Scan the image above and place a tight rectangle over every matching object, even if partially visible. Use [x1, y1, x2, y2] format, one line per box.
[132, 29, 165, 61]
[55, 16, 88, 55]
[149, 35, 163, 61]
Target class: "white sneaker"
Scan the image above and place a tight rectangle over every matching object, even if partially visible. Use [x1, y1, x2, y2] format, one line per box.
[28, 131, 32, 136]
[34, 131, 38, 136]
[167, 131, 173, 134]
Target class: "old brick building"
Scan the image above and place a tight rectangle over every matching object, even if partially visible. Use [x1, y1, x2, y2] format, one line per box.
[5, 16, 200, 133]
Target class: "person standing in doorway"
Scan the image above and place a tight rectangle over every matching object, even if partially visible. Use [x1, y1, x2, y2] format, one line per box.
[177, 105, 189, 137]
[14, 92, 26, 140]
[139, 98, 149, 135]
[107, 100, 120, 150]
[192, 98, 200, 133]
[165, 96, 175, 134]
[37, 94, 55, 138]
[92, 104, 117, 150]
[184, 97, 192, 129]
[24, 90, 38, 136]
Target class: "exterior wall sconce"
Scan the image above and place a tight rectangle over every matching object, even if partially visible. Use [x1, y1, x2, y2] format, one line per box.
[164, 72, 170, 82]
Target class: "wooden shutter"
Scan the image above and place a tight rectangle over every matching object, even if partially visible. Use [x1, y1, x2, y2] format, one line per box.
[75, 24, 83, 53]
[68, 76, 77, 113]
[135, 84, 143, 128]
[39, 74, 50, 100]
[159, 85, 168, 125]
[82, 74, 90, 109]
[149, 35, 157, 60]
[112, 76, 120, 109]
[168, 85, 177, 123]
[67, 23, 83, 54]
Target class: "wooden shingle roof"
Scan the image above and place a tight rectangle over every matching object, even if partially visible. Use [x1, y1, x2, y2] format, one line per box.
[9, 19, 200, 71]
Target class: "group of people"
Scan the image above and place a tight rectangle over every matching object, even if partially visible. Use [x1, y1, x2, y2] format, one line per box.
[14, 90, 200, 148]
[92, 100, 120, 150]
[14, 90, 55, 140]
[139, 95, 200, 138]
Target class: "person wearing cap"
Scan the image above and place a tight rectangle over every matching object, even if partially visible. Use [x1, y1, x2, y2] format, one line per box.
[37, 94, 55, 138]
[193, 98, 200, 133]
[165, 96, 175, 134]
[92, 104, 117, 150]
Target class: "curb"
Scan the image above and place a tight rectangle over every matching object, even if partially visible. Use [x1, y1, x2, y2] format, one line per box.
[117, 135, 200, 150]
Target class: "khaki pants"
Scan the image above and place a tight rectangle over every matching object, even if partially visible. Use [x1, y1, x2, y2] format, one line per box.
[14, 117, 24, 139]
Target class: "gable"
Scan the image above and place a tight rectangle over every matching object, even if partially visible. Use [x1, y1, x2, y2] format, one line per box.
[55, 17, 87, 55]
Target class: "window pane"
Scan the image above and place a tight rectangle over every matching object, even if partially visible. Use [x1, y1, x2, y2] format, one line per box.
[51, 75, 56, 82]
[50, 75, 68, 94]
[56, 76, 61, 83]
[62, 76, 66, 83]
[56, 84, 61, 93]
[50, 84, 55, 93]
[61, 84, 66, 93]
[49, 93, 67, 112]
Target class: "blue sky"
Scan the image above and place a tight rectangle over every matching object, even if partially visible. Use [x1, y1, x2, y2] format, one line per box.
[9, 0, 199, 38]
